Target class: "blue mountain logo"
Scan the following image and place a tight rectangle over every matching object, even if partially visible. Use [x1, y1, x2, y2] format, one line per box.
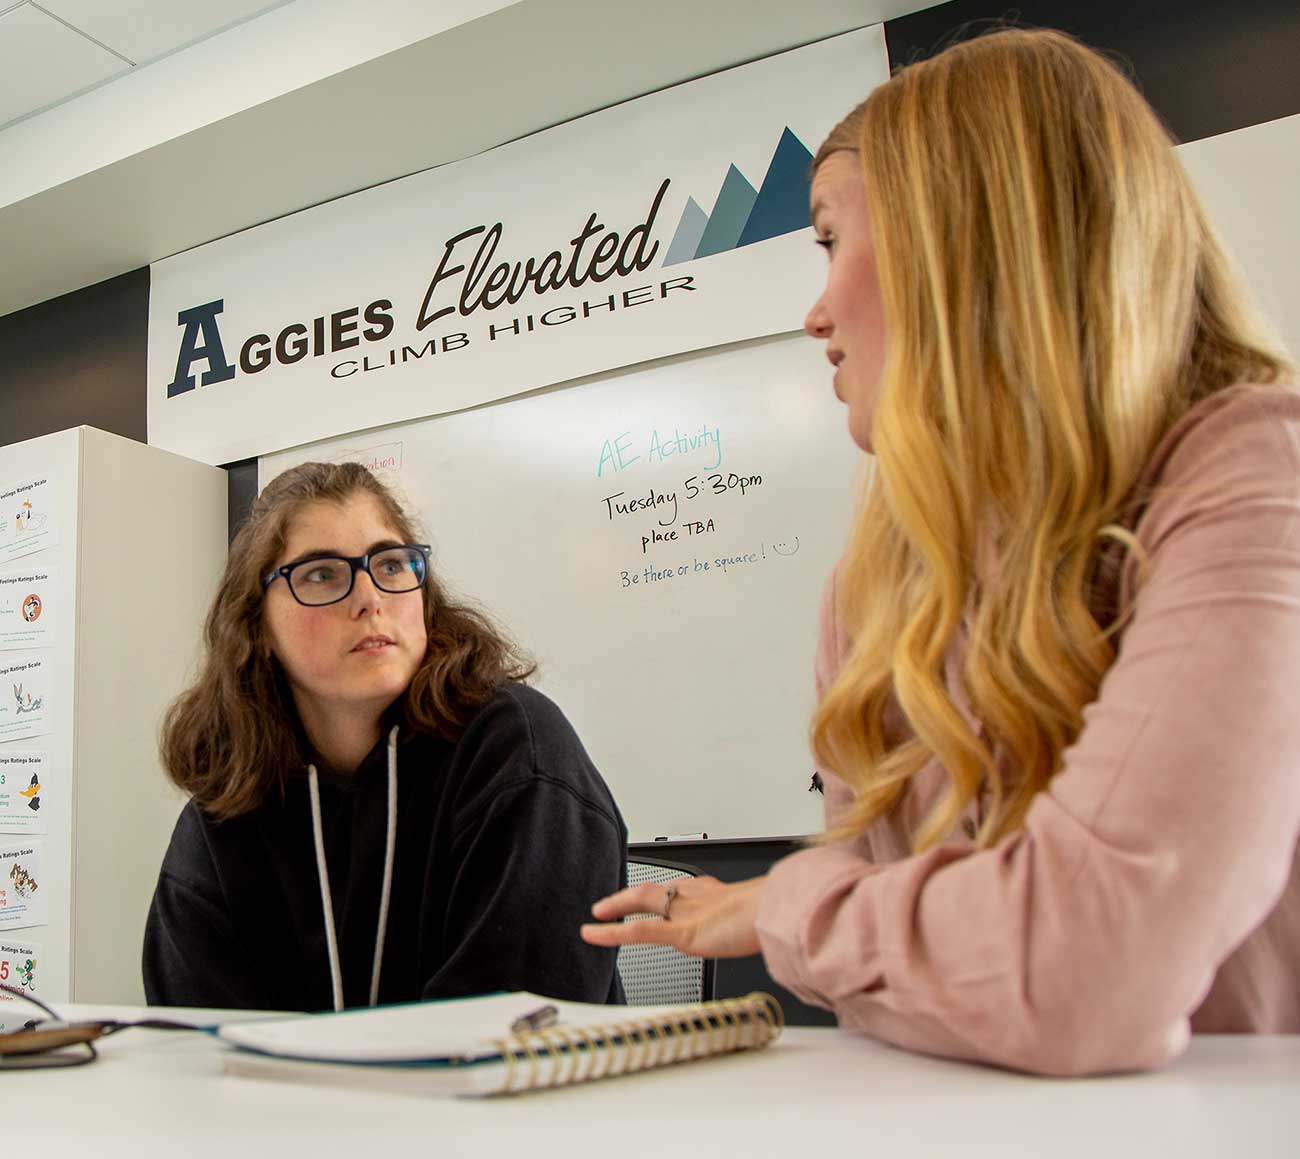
[663, 127, 814, 266]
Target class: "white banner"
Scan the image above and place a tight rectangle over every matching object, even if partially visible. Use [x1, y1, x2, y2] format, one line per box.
[148, 28, 888, 465]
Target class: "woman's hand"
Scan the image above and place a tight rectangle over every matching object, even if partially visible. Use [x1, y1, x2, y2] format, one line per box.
[580, 875, 767, 959]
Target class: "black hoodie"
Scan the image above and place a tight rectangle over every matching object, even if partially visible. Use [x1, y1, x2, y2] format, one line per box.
[143, 684, 626, 1010]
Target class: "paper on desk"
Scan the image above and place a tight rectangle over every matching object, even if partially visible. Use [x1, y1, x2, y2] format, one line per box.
[217, 992, 697, 1064]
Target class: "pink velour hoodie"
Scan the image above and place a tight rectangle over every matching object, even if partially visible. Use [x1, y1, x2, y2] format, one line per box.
[756, 384, 1300, 1076]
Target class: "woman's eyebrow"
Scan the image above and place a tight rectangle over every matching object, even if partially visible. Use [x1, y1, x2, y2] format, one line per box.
[282, 546, 344, 566]
[281, 538, 404, 566]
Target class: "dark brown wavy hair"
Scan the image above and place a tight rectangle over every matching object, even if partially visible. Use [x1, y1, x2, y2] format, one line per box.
[161, 461, 535, 818]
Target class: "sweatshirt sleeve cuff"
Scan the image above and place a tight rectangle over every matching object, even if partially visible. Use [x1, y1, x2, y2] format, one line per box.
[756, 844, 885, 1011]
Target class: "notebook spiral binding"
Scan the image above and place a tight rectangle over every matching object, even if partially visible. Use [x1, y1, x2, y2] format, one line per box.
[487, 992, 784, 1094]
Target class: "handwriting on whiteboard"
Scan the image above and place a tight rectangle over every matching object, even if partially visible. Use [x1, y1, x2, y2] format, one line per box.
[619, 540, 801, 591]
[601, 473, 763, 555]
[596, 423, 723, 477]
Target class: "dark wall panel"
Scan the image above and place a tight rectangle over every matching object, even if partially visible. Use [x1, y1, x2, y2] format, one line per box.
[226, 459, 259, 543]
[0, 267, 150, 449]
[884, 0, 1300, 144]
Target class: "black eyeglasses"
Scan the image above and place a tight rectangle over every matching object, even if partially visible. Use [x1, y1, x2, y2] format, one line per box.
[0, 983, 202, 1070]
[263, 543, 431, 607]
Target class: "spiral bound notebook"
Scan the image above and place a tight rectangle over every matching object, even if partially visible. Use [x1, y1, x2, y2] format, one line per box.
[218, 990, 784, 1097]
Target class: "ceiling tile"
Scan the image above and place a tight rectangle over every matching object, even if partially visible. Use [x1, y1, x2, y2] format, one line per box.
[37, 0, 289, 65]
[0, 4, 130, 128]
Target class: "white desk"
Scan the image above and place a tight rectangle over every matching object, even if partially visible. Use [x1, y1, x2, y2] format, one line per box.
[3, 1005, 1298, 1158]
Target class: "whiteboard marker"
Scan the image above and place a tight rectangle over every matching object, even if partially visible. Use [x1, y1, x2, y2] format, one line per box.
[652, 832, 709, 841]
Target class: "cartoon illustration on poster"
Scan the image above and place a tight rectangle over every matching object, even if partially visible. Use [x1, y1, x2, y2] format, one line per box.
[0, 841, 46, 931]
[0, 751, 48, 835]
[0, 654, 51, 742]
[0, 565, 57, 649]
[0, 477, 59, 564]
[0, 939, 43, 1033]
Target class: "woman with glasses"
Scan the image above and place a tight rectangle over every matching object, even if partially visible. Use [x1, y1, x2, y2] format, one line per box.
[143, 461, 626, 1011]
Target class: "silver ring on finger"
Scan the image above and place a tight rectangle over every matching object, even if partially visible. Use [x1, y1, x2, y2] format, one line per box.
[661, 882, 678, 920]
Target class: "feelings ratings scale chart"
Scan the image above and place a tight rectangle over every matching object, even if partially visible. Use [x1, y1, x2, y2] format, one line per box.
[0, 473, 60, 977]
[0, 463, 64, 1025]
[0, 938, 42, 1034]
[263, 333, 864, 841]
[0, 426, 228, 1005]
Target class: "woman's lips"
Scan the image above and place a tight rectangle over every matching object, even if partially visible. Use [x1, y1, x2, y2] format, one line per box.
[828, 350, 845, 401]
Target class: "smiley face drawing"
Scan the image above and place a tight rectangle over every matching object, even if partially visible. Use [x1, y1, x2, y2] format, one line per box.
[21, 594, 41, 623]
[772, 537, 801, 556]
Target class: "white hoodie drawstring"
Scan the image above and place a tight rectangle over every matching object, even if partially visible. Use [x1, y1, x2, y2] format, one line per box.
[308, 724, 400, 1012]
[370, 725, 400, 1006]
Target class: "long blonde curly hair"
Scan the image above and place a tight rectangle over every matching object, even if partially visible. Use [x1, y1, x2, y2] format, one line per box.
[811, 28, 1293, 851]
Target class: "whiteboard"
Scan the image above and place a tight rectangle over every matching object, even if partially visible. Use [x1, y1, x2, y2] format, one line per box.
[260, 333, 864, 840]
[1177, 113, 1300, 361]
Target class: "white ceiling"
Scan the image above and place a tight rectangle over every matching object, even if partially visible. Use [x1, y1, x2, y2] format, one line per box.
[0, 1, 290, 128]
[0, 0, 932, 319]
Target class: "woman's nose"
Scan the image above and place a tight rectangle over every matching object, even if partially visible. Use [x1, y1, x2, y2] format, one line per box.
[805, 297, 831, 339]
[348, 567, 382, 615]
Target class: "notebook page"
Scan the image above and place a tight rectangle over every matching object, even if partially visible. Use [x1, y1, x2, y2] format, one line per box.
[217, 992, 717, 1063]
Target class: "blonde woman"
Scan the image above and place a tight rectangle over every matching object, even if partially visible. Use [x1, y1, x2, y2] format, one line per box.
[583, 28, 1300, 1074]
